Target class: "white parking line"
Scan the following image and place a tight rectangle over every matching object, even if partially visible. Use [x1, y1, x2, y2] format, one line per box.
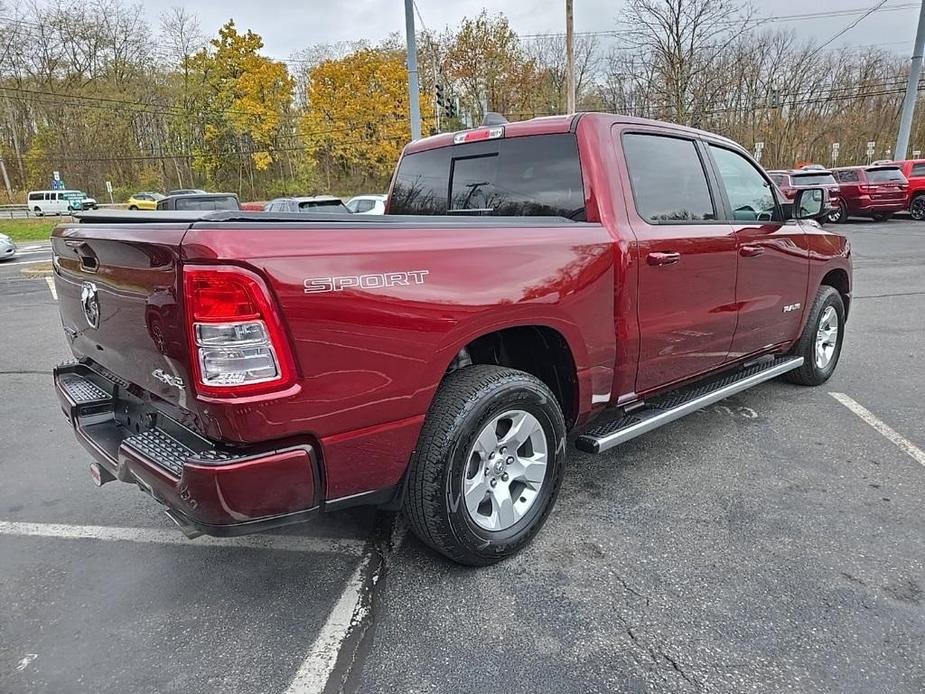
[2, 258, 50, 267]
[284, 557, 373, 694]
[45, 276, 57, 299]
[0, 521, 366, 555]
[830, 393, 925, 468]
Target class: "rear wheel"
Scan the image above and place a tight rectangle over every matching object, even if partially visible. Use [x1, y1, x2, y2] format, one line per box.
[785, 286, 845, 386]
[872, 212, 893, 222]
[403, 365, 566, 566]
[910, 195, 925, 221]
[827, 200, 847, 224]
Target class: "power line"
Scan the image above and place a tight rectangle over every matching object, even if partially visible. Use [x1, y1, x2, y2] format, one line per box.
[804, 0, 891, 61]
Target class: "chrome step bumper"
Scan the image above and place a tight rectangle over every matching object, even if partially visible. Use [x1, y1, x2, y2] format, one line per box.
[576, 356, 804, 454]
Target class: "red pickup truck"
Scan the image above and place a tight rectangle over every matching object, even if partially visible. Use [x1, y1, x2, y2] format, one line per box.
[52, 114, 851, 565]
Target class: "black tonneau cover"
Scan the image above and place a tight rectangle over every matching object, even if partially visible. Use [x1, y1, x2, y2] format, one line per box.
[73, 209, 580, 227]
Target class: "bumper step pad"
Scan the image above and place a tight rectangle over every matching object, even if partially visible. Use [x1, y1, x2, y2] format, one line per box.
[576, 356, 804, 454]
[59, 374, 109, 403]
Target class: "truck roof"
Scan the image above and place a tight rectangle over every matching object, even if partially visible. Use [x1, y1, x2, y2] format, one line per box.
[404, 112, 740, 155]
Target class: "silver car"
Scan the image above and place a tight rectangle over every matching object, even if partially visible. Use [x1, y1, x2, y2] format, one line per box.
[0, 233, 16, 261]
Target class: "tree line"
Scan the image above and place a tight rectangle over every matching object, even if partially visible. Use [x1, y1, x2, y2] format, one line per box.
[0, 0, 923, 203]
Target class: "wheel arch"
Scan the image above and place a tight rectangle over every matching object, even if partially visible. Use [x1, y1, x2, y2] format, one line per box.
[820, 267, 851, 318]
[444, 324, 582, 429]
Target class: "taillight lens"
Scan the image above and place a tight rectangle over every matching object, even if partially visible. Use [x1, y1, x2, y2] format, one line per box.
[183, 266, 296, 397]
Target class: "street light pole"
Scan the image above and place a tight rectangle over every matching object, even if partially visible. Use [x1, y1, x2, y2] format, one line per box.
[566, 0, 576, 113]
[895, 0, 925, 159]
[404, 0, 422, 140]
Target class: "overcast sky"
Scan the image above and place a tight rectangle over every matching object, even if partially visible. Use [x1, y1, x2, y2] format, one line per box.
[149, 1, 921, 62]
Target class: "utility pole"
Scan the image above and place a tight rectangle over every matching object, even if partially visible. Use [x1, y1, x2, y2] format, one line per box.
[895, 0, 925, 159]
[565, 0, 576, 113]
[404, 0, 422, 140]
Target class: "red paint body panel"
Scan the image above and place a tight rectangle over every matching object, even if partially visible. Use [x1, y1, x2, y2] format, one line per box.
[893, 159, 925, 209]
[52, 112, 852, 534]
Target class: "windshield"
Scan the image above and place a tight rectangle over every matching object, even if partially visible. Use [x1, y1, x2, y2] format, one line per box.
[792, 173, 837, 186]
[390, 133, 586, 219]
[866, 167, 906, 183]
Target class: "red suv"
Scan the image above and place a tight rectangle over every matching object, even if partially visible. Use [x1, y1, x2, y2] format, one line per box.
[891, 159, 925, 220]
[829, 165, 908, 222]
[767, 168, 842, 219]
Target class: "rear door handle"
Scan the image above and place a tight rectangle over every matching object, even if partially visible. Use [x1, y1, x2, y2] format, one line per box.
[739, 245, 764, 257]
[647, 251, 681, 266]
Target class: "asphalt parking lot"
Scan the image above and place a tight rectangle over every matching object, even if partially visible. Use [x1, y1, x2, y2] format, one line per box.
[1, 219, 923, 693]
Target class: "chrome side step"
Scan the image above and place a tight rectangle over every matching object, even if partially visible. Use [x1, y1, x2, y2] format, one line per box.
[575, 356, 804, 454]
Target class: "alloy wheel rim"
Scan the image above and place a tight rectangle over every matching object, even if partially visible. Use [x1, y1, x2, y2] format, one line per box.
[912, 198, 925, 220]
[815, 306, 839, 369]
[462, 410, 548, 532]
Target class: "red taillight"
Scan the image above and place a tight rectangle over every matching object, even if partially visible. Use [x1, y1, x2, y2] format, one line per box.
[183, 266, 296, 398]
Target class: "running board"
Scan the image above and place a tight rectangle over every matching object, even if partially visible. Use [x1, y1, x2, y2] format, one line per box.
[575, 356, 804, 454]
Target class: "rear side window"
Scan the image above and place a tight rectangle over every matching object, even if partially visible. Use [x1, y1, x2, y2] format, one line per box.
[793, 173, 837, 186]
[835, 170, 860, 183]
[298, 201, 348, 213]
[866, 167, 905, 183]
[768, 174, 787, 186]
[390, 134, 585, 219]
[910, 163, 925, 177]
[623, 133, 715, 222]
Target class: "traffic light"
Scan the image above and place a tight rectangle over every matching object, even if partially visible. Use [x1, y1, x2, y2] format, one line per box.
[435, 83, 445, 111]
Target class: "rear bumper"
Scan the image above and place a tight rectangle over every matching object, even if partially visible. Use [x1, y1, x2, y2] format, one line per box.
[850, 197, 905, 214]
[53, 362, 320, 536]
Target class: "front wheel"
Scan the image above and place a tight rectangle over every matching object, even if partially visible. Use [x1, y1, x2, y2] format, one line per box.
[33, 206, 43, 217]
[827, 200, 848, 224]
[910, 195, 925, 221]
[128, 205, 138, 210]
[403, 365, 566, 566]
[785, 286, 845, 386]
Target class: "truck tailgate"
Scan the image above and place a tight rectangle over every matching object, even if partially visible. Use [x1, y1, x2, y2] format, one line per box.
[52, 223, 193, 410]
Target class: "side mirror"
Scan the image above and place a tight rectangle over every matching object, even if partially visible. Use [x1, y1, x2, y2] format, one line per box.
[793, 187, 829, 221]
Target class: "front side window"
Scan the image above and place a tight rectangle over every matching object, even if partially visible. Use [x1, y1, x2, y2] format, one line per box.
[835, 170, 860, 183]
[709, 145, 779, 222]
[622, 133, 715, 222]
[354, 199, 375, 213]
[910, 163, 925, 178]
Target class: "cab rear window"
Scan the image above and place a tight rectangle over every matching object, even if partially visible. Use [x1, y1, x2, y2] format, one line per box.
[390, 134, 586, 219]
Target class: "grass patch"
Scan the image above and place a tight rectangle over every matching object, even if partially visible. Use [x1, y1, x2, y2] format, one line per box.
[0, 218, 61, 242]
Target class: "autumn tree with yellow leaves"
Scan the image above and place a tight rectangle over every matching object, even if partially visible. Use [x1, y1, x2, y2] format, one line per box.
[187, 20, 295, 193]
[301, 48, 433, 189]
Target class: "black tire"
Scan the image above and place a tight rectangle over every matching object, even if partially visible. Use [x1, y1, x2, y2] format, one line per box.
[910, 195, 925, 221]
[128, 205, 138, 210]
[827, 200, 848, 224]
[872, 212, 893, 222]
[785, 285, 845, 386]
[33, 206, 43, 217]
[403, 365, 566, 566]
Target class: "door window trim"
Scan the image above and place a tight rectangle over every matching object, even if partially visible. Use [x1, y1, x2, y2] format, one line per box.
[617, 128, 727, 226]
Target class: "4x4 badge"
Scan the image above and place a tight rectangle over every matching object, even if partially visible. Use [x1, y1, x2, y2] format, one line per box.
[80, 282, 100, 328]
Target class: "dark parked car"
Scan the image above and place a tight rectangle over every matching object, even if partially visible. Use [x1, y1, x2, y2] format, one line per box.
[767, 168, 842, 220]
[829, 165, 907, 222]
[156, 193, 240, 211]
[264, 196, 350, 213]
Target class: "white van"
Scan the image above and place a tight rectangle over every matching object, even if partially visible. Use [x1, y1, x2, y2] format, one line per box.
[27, 190, 95, 216]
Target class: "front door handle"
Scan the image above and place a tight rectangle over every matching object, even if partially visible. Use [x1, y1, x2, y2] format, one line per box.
[740, 245, 764, 257]
[647, 251, 681, 266]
